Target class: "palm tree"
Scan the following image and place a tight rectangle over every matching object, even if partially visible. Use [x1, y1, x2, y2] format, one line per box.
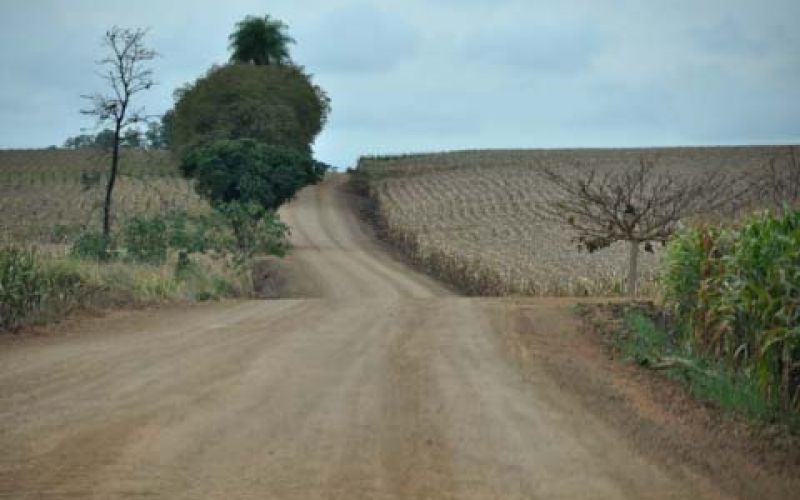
[229, 15, 295, 66]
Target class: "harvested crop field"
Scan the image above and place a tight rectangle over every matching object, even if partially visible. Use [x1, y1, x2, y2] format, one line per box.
[0, 149, 208, 244]
[356, 146, 794, 296]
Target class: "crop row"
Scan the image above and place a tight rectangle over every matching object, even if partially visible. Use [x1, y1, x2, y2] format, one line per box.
[358, 146, 794, 296]
[0, 149, 207, 245]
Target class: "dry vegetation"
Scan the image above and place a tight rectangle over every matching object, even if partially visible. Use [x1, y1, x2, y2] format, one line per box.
[0, 149, 251, 331]
[356, 146, 792, 296]
[0, 149, 208, 245]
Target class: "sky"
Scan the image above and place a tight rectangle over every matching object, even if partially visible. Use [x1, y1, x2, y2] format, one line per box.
[1, 0, 798, 168]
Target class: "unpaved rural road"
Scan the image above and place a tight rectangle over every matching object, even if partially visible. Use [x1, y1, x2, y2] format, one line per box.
[1, 176, 735, 499]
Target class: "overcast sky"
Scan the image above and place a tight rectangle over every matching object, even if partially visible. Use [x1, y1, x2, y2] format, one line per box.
[1, 0, 798, 167]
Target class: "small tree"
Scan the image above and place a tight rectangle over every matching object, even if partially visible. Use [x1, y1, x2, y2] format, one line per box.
[536, 160, 744, 295]
[121, 128, 144, 149]
[145, 116, 170, 149]
[63, 133, 96, 149]
[81, 26, 157, 236]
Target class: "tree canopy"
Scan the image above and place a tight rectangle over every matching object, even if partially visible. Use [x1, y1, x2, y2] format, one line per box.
[229, 15, 294, 66]
[535, 160, 744, 295]
[171, 14, 330, 221]
[170, 64, 329, 157]
[64, 120, 168, 150]
[181, 139, 327, 210]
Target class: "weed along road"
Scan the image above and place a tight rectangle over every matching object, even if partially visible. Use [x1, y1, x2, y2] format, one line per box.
[0, 176, 733, 499]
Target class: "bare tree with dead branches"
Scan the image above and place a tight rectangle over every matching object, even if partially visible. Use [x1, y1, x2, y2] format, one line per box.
[82, 26, 157, 236]
[535, 160, 746, 295]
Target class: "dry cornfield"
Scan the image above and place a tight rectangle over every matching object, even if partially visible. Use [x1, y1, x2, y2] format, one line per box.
[357, 146, 793, 296]
[0, 149, 209, 244]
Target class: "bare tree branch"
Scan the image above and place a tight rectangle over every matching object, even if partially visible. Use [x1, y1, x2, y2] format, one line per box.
[534, 158, 750, 295]
[80, 26, 158, 236]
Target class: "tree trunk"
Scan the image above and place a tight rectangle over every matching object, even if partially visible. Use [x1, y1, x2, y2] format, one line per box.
[628, 240, 639, 296]
[103, 121, 122, 236]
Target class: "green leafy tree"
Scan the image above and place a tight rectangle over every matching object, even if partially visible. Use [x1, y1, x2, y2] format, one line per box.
[121, 128, 143, 148]
[169, 64, 329, 156]
[181, 139, 327, 210]
[229, 15, 294, 66]
[81, 26, 158, 236]
[93, 129, 117, 149]
[63, 134, 96, 149]
[145, 112, 172, 149]
[62, 129, 116, 149]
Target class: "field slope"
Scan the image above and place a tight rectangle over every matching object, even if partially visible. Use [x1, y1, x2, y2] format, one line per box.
[356, 146, 791, 296]
[0, 149, 206, 244]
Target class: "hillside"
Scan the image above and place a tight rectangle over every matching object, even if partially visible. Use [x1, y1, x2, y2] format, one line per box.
[356, 145, 795, 296]
[0, 149, 207, 244]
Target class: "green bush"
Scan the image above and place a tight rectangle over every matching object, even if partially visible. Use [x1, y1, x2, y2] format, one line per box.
[119, 207, 289, 271]
[0, 247, 89, 330]
[214, 201, 290, 261]
[660, 209, 800, 411]
[124, 215, 168, 264]
[0, 247, 45, 329]
[71, 232, 115, 261]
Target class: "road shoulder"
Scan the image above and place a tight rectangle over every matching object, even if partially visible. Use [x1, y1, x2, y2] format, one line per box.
[488, 298, 800, 500]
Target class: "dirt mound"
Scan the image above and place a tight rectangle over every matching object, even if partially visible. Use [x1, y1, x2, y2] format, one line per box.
[251, 256, 325, 299]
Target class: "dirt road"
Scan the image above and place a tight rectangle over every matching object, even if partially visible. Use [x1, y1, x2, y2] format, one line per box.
[0, 177, 734, 499]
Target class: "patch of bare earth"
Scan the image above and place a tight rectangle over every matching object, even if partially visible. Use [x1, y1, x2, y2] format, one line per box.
[491, 299, 800, 500]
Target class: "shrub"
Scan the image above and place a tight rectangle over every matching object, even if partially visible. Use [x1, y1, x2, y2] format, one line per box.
[123, 215, 168, 264]
[0, 247, 46, 329]
[71, 232, 115, 261]
[214, 201, 290, 261]
[119, 207, 289, 265]
[0, 247, 89, 330]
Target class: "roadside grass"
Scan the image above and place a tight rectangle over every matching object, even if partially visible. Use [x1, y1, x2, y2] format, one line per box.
[617, 308, 799, 432]
[1, 247, 251, 332]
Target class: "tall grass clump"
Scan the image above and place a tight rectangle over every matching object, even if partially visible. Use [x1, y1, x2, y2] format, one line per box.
[1, 247, 92, 330]
[621, 310, 775, 422]
[660, 208, 800, 413]
[1, 247, 253, 332]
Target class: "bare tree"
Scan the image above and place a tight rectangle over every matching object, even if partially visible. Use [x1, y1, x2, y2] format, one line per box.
[536, 160, 744, 296]
[82, 27, 157, 236]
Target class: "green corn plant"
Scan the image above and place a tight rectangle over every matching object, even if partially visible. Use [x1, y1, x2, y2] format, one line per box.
[0, 247, 46, 330]
[724, 209, 800, 409]
[660, 209, 800, 411]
